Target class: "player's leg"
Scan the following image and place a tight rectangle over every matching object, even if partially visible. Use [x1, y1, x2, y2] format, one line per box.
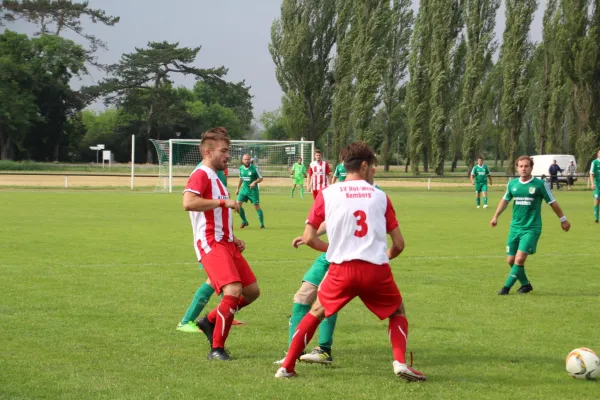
[482, 188, 488, 208]
[276, 264, 354, 378]
[514, 232, 539, 294]
[498, 230, 519, 295]
[291, 183, 296, 197]
[594, 193, 599, 223]
[177, 275, 215, 332]
[237, 194, 249, 228]
[252, 199, 265, 228]
[475, 187, 481, 208]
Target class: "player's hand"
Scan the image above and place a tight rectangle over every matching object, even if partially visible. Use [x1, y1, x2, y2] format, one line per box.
[292, 236, 304, 248]
[234, 237, 246, 252]
[235, 189, 240, 195]
[592, 184, 596, 190]
[250, 182, 256, 189]
[490, 216, 498, 227]
[561, 220, 571, 232]
[224, 199, 240, 213]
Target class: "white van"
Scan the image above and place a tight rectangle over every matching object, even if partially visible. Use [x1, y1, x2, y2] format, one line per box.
[530, 154, 577, 183]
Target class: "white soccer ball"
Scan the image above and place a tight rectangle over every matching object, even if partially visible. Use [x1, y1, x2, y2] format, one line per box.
[565, 348, 600, 380]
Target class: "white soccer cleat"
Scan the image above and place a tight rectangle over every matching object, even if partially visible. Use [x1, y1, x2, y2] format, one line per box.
[476, 205, 481, 209]
[393, 361, 427, 382]
[483, 204, 488, 208]
[273, 356, 286, 365]
[274, 367, 296, 378]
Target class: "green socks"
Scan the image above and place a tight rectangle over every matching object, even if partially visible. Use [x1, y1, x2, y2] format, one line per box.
[300, 186, 304, 198]
[318, 312, 338, 350]
[516, 265, 529, 286]
[503, 264, 520, 289]
[476, 197, 481, 206]
[483, 196, 488, 205]
[239, 207, 248, 224]
[289, 303, 311, 345]
[594, 205, 599, 221]
[257, 209, 264, 227]
[291, 187, 295, 197]
[181, 282, 215, 324]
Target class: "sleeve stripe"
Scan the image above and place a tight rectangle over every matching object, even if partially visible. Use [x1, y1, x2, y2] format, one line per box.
[543, 181, 556, 202]
[502, 181, 511, 201]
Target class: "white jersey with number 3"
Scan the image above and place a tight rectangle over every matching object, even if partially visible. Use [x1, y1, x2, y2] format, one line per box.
[307, 179, 398, 265]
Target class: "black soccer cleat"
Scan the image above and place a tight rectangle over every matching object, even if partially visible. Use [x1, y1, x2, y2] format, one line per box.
[517, 284, 533, 294]
[498, 286, 510, 295]
[195, 316, 215, 347]
[207, 348, 231, 361]
[260, 225, 266, 229]
[595, 220, 599, 224]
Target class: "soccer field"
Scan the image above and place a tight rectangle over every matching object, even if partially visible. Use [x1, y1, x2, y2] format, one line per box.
[1, 189, 598, 399]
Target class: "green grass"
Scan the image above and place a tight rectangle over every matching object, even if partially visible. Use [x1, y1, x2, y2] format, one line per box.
[1, 190, 598, 399]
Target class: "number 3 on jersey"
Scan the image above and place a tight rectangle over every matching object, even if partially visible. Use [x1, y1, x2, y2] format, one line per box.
[353, 210, 368, 238]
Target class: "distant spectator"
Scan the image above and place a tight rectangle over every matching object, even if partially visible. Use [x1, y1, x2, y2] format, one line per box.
[548, 160, 563, 190]
[565, 161, 576, 191]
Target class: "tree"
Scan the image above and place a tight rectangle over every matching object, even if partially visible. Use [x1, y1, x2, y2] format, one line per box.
[259, 109, 287, 140]
[88, 41, 226, 161]
[500, 0, 537, 175]
[269, 0, 336, 142]
[427, 0, 462, 175]
[447, 35, 468, 171]
[1, 0, 119, 67]
[460, 0, 500, 172]
[406, 0, 433, 173]
[192, 80, 253, 130]
[379, 0, 414, 171]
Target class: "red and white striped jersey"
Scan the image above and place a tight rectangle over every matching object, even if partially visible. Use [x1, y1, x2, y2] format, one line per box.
[308, 160, 331, 191]
[307, 179, 398, 265]
[184, 165, 233, 261]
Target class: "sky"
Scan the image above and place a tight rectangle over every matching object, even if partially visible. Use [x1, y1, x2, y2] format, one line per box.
[7, 0, 547, 118]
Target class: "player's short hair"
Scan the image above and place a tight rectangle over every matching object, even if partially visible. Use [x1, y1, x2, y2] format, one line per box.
[200, 127, 230, 154]
[515, 155, 534, 168]
[477, 156, 483, 161]
[297, 157, 302, 161]
[596, 146, 600, 153]
[343, 142, 377, 173]
[315, 149, 322, 155]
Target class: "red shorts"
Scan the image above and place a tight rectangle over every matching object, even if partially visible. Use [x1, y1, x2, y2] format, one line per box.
[200, 241, 256, 295]
[318, 261, 402, 320]
[312, 190, 321, 200]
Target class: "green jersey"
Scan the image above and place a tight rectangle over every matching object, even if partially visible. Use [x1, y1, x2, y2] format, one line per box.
[471, 164, 491, 185]
[590, 159, 600, 185]
[239, 164, 262, 191]
[291, 162, 307, 179]
[503, 177, 555, 232]
[334, 163, 347, 182]
[194, 163, 227, 187]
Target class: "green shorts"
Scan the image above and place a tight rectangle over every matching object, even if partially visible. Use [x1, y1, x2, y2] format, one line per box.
[475, 183, 488, 193]
[293, 177, 304, 185]
[594, 187, 600, 200]
[302, 253, 330, 286]
[506, 230, 540, 256]
[237, 188, 260, 205]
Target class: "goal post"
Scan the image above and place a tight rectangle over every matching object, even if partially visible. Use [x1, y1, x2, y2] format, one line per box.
[150, 138, 315, 193]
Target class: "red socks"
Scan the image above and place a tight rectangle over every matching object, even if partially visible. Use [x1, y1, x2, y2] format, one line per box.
[388, 315, 408, 363]
[282, 313, 320, 371]
[207, 295, 240, 349]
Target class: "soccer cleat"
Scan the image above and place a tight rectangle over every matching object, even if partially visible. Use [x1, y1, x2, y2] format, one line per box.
[176, 321, 200, 333]
[207, 348, 231, 361]
[476, 205, 480, 209]
[517, 284, 533, 294]
[299, 347, 333, 364]
[274, 351, 306, 365]
[240, 222, 249, 229]
[498, 286, 510, 295]
[232, 319, 246, 326]
[195, 316, 215, 347]
[393, 361, 427, 382]
[274, 367, 296, 378]
[483, 204, 488, 208]
[595, 220, 599, 224]
[260, 225, 266, 229]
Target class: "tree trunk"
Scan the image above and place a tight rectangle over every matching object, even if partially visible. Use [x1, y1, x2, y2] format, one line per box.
[382, 123, 392, 173]
[0, 129, 11, 160]
[450, 153, 458, 172]
[404, 156, 410, 173]
[422, 147, 429, 172]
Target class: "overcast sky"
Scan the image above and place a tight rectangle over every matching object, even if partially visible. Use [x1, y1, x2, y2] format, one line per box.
[8, 0, 546, 118]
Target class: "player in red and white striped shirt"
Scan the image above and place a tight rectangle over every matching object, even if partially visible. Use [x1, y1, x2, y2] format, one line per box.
[306, 149, 331, 200]
[275, 142, 426, 381]
[182, 127, 260, 361]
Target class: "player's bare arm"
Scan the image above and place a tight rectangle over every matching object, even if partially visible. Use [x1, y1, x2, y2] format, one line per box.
[236, 178, 243, 195]
[488, 175, 493, 185]
[250, 176, 263, 189]
[292, 222, 327, 248]
[490, 199, 509, 227]
[470, 173, 475, 185]
[386, 227, 405, 260]
[302, 223, 328, 253]
[549, 202, 571, 232]
[183, 191, 239, 212]
[591, 173, 596, 190]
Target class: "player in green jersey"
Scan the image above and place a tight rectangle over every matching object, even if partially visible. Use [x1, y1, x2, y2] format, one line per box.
[490, 155, 571, 295]
[470, 157, 492, 208]
[290, 157, 307, 198]
[176, 166, 243, 332]
[589, 147, 600, 223]
[236, 153, 265, 228]
[332, 162, 347, 183]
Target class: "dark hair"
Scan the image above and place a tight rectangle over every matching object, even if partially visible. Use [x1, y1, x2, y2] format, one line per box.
[515, 155, 534, 168]
[342, 142, 376, 173]
[315, 149, 322, 154]
[596, 146, 600, 153]
[477, 156, 483, 161]
[200, 127, 230, 153]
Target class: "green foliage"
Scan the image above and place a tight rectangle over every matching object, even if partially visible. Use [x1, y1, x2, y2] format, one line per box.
[270, 0, 336, 141]
[259, 109, 287, 140]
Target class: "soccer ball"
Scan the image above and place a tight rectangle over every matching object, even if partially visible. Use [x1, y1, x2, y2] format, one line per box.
[565, 348, 600, 380]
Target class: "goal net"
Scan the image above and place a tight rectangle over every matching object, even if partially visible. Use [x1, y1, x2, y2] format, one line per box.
[150, 139, 315, 193]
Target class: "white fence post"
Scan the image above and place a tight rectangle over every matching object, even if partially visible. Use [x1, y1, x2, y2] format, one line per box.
[131, 134, 135, 191]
